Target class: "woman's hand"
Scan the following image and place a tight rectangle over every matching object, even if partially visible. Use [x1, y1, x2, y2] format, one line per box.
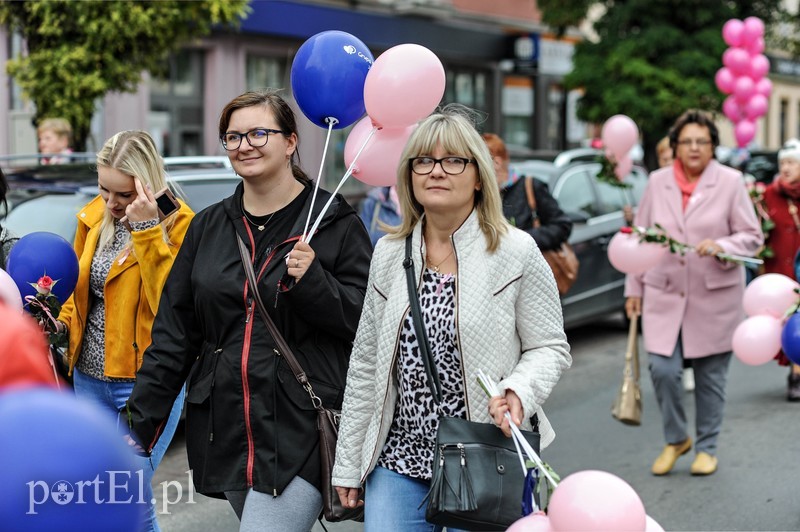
[335, 486, 364, 510]
[695, 238, 723, 257]
[488, 389, 523, 438]
[287, 241, 315, 282]
[625, 297, 641, 319]
[124, 178, 159, 223]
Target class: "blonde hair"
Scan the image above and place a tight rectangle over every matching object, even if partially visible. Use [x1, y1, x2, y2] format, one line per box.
[95, 131, 174, 252]
[389, 106, 509, 252]
[37, 118, 72, 144]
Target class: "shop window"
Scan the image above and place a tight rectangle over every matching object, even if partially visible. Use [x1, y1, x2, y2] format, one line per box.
[246, 55, 285, 90]
[149, 50, 204, 157]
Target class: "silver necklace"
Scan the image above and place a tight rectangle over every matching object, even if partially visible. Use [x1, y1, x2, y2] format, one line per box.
[241, 199, 276, 232]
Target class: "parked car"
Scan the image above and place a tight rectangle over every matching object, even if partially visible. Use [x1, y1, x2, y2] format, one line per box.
[2, 157, 239, 241]
[510, 158, 648, 328]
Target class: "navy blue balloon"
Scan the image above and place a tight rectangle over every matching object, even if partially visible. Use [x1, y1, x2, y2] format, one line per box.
[6, 232, 79, 307]
[0, 388, 141, 531]
[781, 313, 800, 365]
[291, 30, 373, 130]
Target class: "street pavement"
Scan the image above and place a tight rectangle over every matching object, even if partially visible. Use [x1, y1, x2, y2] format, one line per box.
[152, 315, 800, 531]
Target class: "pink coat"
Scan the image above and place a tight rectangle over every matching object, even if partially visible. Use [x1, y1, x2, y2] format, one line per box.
[624, 160, 763, 358]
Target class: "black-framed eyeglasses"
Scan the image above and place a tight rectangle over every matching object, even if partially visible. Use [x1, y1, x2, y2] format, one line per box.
[409, 156, 476, 175]
[220, 128, 286, 151]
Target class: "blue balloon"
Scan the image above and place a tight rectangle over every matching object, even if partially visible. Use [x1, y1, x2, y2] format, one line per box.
[6, 232, 79, 307]
[291, 30, 374, 130]
[781, 313, 800, 365]
[0, 388, 141, 531]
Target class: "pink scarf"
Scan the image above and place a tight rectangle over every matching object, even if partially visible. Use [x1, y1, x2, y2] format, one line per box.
[673, 160, 700, 211]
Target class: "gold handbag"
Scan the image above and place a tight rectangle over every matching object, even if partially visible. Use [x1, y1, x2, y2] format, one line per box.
[612, 314, 642, 426]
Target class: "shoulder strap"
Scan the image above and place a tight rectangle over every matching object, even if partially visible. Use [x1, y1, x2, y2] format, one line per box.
[403, 236, 442, 404]
[236, 234, 323, 410]
[523, 177, 541, 228]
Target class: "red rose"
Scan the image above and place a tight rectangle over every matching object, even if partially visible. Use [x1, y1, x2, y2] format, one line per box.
[620, 226, 633, 234]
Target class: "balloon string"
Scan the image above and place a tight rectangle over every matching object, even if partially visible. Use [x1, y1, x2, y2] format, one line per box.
[304, 126, 377, 245]
[302, 117, 338, 242]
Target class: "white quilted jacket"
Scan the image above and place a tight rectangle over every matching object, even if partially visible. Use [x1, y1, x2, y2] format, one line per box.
[331, 211, 572, 488]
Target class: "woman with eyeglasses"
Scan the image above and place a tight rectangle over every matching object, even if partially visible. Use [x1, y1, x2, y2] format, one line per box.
[625, 109, 762, 477]
[332, 106, 571, 530]
[124, 89, 371, 530]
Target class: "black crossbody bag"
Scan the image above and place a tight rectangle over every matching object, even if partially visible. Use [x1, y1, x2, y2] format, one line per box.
[236, 235, 363, 523]
[403, 236, 540, 531]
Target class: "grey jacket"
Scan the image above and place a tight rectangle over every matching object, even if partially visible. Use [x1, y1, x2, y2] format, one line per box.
[331, 211, 572, 489]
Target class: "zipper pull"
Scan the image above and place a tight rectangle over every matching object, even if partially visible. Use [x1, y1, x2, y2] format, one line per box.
[458, 442, 466, 466]
[245, 299, 254, 323]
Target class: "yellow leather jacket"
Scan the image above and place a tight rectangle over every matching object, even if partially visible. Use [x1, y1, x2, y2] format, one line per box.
[59, 195, 194, 378]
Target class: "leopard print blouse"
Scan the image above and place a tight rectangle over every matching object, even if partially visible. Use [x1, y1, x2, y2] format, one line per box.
[76, 218, 158, 381]
[377, 268, 467, 480]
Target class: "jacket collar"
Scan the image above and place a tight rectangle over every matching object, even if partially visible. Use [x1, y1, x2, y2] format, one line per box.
[223, 179, 345, 240]
[411, 209, 483, 265]
[76, 195, 108, 228]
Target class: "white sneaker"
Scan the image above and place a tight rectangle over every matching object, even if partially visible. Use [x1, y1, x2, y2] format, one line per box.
[683, 367, 695, 392]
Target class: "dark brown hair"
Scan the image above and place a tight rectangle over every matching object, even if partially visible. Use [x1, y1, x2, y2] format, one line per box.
[218, 89, 309, 183]
[668, 109, 719, 157]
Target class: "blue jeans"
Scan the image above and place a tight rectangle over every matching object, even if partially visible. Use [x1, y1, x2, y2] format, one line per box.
[73, 367, 185, 532]
[365, 466, 467, 532]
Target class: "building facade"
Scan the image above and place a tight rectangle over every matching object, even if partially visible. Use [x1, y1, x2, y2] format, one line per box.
[1, 0, 586, 193]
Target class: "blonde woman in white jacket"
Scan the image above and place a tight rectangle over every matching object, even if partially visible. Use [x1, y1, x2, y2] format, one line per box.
[332, 107, 571, 531]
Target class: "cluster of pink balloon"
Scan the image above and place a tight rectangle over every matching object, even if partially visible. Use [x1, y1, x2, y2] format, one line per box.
[345, 43, 445, 186]
[507, 470, 664, 531]
[733, 273, 800, 366]
[715, 17, 772, 148]
[601, 115, 639, 181]
[607, 228, 667, 275]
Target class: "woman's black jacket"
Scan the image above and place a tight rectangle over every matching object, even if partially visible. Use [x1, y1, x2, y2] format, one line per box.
[126, 180, 372, 498]
[501, 176, 572, 251]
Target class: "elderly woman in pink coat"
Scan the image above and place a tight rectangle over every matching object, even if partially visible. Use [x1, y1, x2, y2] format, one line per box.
[625, 109, 762, 477]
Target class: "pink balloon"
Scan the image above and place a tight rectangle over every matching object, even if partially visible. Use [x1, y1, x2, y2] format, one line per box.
[0, 269, 23, 313]
[344, 116, 416, 187]
[508, 511, 552, 532]
[743, 273, 800, 318]
[715, 67, 735, 94]
[734, 120, 756, 147]
[364, 44, 445, 128]
[733, 76, 755, 104]
[747, 36, 765, 56]
[614, 156, 633, 180]
[722, 47, 751, 76]
[732, 315, 783, 366]
[722, 19, 744, 47]
[744, 94, 769, 120]
[755, 77, 773, 98]
[548, 470, 646, 532]
[607, 231, 667, 275]
[748, 54, 770, 80]
[742, 17, 765, 44]
[601, 115, 639, 162]
[723, 96, 742, 123]
[646, 515, 666, 532]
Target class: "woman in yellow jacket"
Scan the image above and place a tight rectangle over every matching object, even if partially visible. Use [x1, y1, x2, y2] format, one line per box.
[57, 130, 194, 532]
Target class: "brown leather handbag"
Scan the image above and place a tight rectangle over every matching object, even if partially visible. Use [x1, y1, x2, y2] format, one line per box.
[612, 314, 642, 426]
[237, 235, 363, 522]
[523, 177, 579, 295]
